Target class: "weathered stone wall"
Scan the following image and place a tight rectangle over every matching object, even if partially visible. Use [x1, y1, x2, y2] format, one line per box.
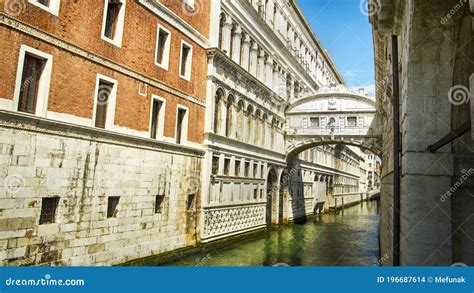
[373, 0, 474, 265]
[0, 113, 203, 266]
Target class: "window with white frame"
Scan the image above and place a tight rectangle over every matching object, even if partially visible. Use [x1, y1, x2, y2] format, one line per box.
[179, 41, 193, 81]
[28, 0, 60, 15]
[13, 45, 53, 117]
[175, 105, 188, 144]
[101, 0, 126, 47]
[154, 25, 171, 70]
[149, 95, 165, 139]
[93, 74, 117, 129]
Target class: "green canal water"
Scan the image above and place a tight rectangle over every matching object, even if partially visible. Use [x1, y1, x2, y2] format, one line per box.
[163, 200, 380, 266]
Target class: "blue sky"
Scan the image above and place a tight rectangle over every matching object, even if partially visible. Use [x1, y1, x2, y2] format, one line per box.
[297, 0, 375, 94]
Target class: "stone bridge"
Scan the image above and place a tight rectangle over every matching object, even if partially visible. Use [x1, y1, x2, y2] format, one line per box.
[285, 86, 382, 159]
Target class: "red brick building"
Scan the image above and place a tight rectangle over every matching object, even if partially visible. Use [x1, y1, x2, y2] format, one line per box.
[0, 0, 210, 266]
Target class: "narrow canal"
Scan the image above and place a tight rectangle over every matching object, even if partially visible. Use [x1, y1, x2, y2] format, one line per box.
[162, 200, 380, 266]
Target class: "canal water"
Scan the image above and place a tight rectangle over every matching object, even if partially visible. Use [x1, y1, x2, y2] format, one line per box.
[163, 200, 380, 266]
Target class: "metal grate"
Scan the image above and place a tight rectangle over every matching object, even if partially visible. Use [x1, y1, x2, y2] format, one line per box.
[39, 197, 59, 225]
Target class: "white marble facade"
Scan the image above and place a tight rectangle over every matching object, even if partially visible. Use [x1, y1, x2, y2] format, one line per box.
[201, 0, 369, 242]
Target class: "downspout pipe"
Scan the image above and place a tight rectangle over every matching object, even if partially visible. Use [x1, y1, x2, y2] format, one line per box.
[391, 35, 401, 266]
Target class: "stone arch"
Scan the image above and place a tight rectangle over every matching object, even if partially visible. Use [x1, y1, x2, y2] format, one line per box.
[236, 99, 245, 141]
[225, 94, 235, 138]
[265, 166, 279, 226]
[214, 88, 225, 134]
[245, 104, 254, 142]
[262, 113, 268, 147]
[254, 109, 262, 145]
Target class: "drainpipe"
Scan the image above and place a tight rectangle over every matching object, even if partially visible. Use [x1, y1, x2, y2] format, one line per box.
[391, 35, 401, 266]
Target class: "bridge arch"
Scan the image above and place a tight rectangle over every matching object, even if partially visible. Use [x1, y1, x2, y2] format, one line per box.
[285, 86, 382, 160]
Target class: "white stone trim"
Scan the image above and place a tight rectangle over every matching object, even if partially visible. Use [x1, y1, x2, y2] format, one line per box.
[92, 73, 118, 130]
[138, 0, 209, 48]
[28, 0, 60, 16]
[0, 15, 205, 107]
[101, 0, 127, 48]
[175, 104, 189, 144]
[154, 24, 171, 71]
[179, 40, 193, 81]
[149, 95, 166, 140]
[13, 44, 53, 118]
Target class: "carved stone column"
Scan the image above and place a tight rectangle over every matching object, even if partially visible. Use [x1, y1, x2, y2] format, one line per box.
[231, 25, 242, 63]
[240, 34, 251, 70]
[221, 15, 233, 56]
[265, 56, 273, 88]
[249, 42, 259, 77]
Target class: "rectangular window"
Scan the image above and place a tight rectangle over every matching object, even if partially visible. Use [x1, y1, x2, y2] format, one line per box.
[245, 161, 250, 177]
[187, 194, 196, 211]
[18, 55, 45, 114]
[39, 197, 59, 225]
[107, 196, 120, 218]
[310, 117, 320, 128]
[93, 74, 117, 130]
[179, 41, 193, 80]
[254, 188, 258, 200]
[14, 46, 53, 117]
[175, 106, 188, 144]
[235, 160, 241, 177]
[212, 156, 219, 175]
[95, 80, 113, 129]
[155, 25, 171, 70]
[150, 97, 164, 139]
[155, 195, 165, 213]
[224, 158, 231, 176]
[101, 0, 126, 47]
[28, 0, 60, 15]
[253, 163, 258, 178]
[347, 116, 357, 127]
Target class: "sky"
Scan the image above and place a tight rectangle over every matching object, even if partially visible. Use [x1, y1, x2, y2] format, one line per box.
[297, 0, 375, 95]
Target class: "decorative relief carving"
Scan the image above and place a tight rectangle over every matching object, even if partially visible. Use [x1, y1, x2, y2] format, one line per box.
[204, 204, 266, 238]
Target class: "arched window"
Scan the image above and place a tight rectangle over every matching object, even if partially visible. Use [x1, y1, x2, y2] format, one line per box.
[246, 105, 254, 143]
[270, 118, 277, 146]
[254, 109, 261, 145]
[262, 113, 268, 147]
[225, 95, 234, 138]
[214, 89, 225, 134]
[218, 14, 225, 50]
[236, 100, 244, 141]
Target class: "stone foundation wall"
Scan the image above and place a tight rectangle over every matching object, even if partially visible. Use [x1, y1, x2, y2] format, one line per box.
[0, 113, 203, 266]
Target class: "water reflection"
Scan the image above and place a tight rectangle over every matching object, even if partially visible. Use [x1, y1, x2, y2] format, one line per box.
[161, 200, 379, 266]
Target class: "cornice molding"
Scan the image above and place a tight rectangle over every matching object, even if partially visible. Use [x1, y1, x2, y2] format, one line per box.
[0, 13, 206, 108]
[138, 0, 209, 48]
